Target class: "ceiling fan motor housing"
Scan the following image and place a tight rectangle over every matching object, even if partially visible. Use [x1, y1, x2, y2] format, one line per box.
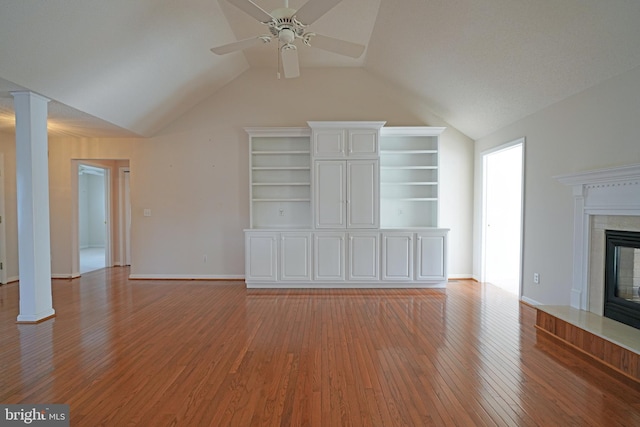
[269, 8, 305, 41]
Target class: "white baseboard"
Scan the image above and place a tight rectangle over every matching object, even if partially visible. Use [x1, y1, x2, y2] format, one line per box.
[521, 296, 541, 306]
[246, 281, 447, 289]
[448, 273, 474, 280]
[52, 273, 81, 279]
[128, 274, 245, 281]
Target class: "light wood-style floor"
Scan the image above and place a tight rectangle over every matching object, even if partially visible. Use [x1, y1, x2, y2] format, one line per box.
[1, 268, 639, 426]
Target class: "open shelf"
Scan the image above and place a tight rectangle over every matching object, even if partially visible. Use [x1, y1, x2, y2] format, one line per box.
[379, 128, 442, 228]
[248, 129, 312, 229]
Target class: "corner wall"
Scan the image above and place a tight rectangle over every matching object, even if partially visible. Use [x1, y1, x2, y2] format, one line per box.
[474, 65, 640, 305]
[132, 68, 473, 278]
[2, 68, 474, 280]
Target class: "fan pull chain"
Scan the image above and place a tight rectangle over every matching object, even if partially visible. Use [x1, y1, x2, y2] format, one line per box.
[277, 41, 281, 79]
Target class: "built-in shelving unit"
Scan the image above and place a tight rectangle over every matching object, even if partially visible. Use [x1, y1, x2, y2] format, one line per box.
[247, 127, 311, 229]
[244, 123, 448, 289]
[379, 127, 445, 228]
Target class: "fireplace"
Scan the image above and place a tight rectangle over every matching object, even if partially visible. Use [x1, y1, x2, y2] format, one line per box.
[556, 163, 640, 313]
[541, 164, 640, 384]
[604, 230, 640, 328]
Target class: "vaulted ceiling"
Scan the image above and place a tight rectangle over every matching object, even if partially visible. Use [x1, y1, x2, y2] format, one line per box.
[1, 0, 640, 140]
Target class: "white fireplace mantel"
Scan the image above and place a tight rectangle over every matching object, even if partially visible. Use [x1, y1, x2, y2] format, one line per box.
[556, 163, 640, 310]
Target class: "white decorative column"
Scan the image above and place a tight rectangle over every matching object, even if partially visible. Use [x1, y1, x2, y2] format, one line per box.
[12, 91, 55, 323]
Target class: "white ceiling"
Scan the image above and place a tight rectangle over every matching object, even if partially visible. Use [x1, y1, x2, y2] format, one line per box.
[1, 0, 640, 139]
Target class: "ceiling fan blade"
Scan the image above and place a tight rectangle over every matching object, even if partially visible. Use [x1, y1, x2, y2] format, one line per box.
[307, 34, 365, 58]
[281, 45, 300, 78]
[294, 0, 342, 25]
[211, 36, 270, 55]
[227, 0, 274, 23]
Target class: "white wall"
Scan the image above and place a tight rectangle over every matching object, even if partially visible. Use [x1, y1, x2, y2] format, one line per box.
[78, 173, 89, 248]
[48, 143, 132, 277]
[0, 132, 18, 281]
[88, 173, 106, 247]
[131, 68, 474, 278]
[474, 64, 640, 305]
[78, 172, 106, 248]
[0, 68, 474, 280]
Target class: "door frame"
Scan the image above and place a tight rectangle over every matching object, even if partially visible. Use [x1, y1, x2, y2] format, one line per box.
[0, 153, 6, 284]
[480, 137, 525, 296]
[118, 167, 131, 266]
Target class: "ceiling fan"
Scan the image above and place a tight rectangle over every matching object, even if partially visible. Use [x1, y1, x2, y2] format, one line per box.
[211, 0, 366, 78]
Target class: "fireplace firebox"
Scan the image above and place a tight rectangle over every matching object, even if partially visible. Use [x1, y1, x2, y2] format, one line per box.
[604, 230, 640, 329]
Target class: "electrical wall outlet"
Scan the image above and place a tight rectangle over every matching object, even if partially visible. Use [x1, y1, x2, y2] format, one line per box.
[533, 273, 540, 284]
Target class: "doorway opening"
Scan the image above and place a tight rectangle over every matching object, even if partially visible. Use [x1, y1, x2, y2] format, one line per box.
[78, 164, 109, 273]
[0, 153, 6, 284]
[481, 139, 524, 295]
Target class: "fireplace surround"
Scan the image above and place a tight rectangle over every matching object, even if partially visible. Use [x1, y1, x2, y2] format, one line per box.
[557, 163, 640, 314]
[535, 164, 640, 384]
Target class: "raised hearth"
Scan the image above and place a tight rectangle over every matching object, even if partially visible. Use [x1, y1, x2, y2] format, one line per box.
[552, 164, 640, 383]
[536, 305, 640, 384]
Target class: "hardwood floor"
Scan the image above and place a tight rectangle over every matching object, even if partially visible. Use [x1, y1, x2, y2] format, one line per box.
[1, 268, 639, 426]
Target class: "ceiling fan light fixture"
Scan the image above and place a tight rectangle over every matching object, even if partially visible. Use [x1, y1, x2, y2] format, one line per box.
[279, 28, 295, 44]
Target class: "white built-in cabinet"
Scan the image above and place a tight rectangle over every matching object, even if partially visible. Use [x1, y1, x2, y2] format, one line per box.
[348, 233, 380, 281]
[244, 122, 448, 288]
[382, 232, 414, 281]
[280, 233, 312, 281]
[314, 233, 345, 281]
[310, 122, 379, 158]
[314, 160, 379, 229]
[245, 232, 278, 281]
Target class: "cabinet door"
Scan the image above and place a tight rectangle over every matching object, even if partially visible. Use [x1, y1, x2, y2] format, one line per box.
[348, 129, 378, 157]
[314, 233, 345, 280]
[381, 232, 414, 281]
[313, 129, 345, 157]
[245, 233, 278, 281]
[315, 161, 346, 228]
[348, 233, 379, 280]
[416, 234, 445, 280]
[280, 233, 311, 281]
[347, 160, 379, 228]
